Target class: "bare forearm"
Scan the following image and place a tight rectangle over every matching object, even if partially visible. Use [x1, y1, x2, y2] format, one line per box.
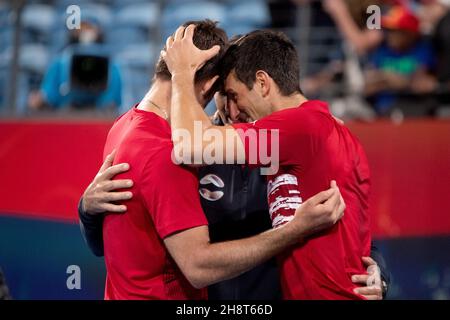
[170, 74, 245, 164]
[171, 74, 212, 135]
[191, 223, 304, 288]
[331, 11, 379, 55]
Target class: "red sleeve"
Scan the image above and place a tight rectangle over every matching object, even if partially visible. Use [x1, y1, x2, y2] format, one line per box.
[231, 107, 333, 169]
[140, 147, 208, 239]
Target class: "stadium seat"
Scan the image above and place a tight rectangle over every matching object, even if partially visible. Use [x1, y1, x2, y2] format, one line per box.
[115, 2, 159, 29]
[0, 43, 50, 114]
[226, 0, 270, 28]
[107, 26, 150, 46]
[0, 27, 12, 54]
[114, 43, 156, 66]
[114, 43, 157, 114]
[113, 0, 158, 9]
[161, 1, 227, 39]
[21, 4, 56, 45]
[107, 2, 160, 46]
[19, 44, 50, 74]
[55, 0, 98, 10]
[22, 4, 56, 34]
[224, 24, 256, 38]
[0, 56, 8, 110]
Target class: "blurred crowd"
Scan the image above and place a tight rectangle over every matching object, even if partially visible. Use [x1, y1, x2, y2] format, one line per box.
[298, 0, 450, 120]
[0, 0, 449, 119]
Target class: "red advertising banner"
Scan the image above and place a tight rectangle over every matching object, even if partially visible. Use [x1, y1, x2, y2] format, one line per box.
[0, 119, 449, 238]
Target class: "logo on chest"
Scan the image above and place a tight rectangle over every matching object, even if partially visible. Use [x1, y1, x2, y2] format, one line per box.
[199, 174, 225, 201]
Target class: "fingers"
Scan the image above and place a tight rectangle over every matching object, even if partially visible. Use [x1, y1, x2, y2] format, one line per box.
[184, 24, 196, 40]
[166, 36, 173, 50]
[102, 179, 133, 192]
[102, 191, 133, 202]
[323, 187, 340, 210]
[99, 149, 116, 173]
[101, 203, 127, 213]
[333, 115, 345, 125]
[308, 188, 336, 206]
[362, 256, 377, 267]
[335, 192, 346, 221]
[202, 45, 220, 62]
[174, 25, 186, 41]
[352, 274, 369, 284]
[330, 180, 337, 189]
[101, 163, 131, 181]
[361, 295, 382, 300]
[353, 286, 382, 299]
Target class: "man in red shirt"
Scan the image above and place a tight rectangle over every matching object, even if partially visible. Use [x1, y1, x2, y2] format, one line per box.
[100, 20, 345, 300]
[163, 27, 371, 299]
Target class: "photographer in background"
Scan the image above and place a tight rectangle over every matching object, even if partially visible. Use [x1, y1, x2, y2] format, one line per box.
[28, 19, 122, 111]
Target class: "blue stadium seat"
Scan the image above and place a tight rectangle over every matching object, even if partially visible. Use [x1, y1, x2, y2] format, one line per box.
[224, 24, 256, 38]
[226, 0, 270, 28]
[0, 44, 50, 114]
[55, 0, 98, 10]
[114, 43, 157, 113]
[115, 2, 159, 29]
[113, 0, 158, 9]
[161, 1, 227, 39]
[0, 49, 9, 110]
[22, 4, 56, 33]
[107, 26, 149, 46]
[114, 43, 157, 67]
[19, 44, 50, 74]
[77, 3, 113, 28]
[107, 2, 160, 46]
[0, 27, 12, 54]
[21, 4, 56, 45]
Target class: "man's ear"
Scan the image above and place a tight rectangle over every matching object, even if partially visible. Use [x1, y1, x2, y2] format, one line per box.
[255, 70, 270, 97]
[201, 75, 220, 96]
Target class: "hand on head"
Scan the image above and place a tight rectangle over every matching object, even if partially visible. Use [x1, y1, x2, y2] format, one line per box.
[161, 24, 221, 78]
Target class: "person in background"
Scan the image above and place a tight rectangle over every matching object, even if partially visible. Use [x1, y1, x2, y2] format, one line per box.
[28, 19, 122, 111]
[429, 0, 450, 106]
[322, 0, 386, 56]
[364, 5, 437, 116]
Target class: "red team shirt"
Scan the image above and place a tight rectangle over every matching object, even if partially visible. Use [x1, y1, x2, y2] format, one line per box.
[102, 107, 208, 300]
[232, 100, 371, 299]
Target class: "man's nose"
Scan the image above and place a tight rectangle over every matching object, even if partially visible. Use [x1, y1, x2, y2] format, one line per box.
[228, 103, 240, 122]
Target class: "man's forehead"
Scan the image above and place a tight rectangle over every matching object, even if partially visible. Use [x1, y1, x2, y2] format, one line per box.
[224, 71, 241, 91]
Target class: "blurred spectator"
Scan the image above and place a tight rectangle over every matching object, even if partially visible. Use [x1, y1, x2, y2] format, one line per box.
[323, 0, 386, 56]
[28, 19, 122, 111]
[364, 6, 438, 116]
[269, 0, 299, 29]
[417, 0, 449, 34]
[302, 0, 388, 119]
[431, 0, 450, 106]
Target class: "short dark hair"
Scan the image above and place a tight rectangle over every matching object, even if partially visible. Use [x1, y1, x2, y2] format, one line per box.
[220, 30, 302, 96]
[154, 19, 228, 85]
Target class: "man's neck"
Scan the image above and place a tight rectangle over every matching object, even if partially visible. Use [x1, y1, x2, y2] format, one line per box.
[271, 93, 308, 114]
[138, 78, 172, 122]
